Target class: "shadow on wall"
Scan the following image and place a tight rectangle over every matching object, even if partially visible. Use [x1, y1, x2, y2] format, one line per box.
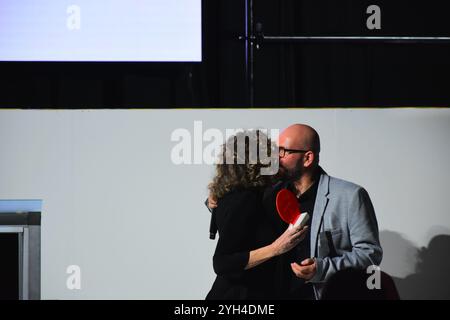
[380, 230, 450, 300]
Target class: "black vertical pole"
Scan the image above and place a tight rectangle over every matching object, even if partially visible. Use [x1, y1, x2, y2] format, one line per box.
[245, 0, 255, 107]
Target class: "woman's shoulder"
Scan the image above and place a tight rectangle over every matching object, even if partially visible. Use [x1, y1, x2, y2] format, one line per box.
[217, 186, 265, 207]
[214, 187, 265, 223]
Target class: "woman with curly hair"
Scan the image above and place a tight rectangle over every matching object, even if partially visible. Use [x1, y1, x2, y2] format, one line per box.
[206, 130, 308, 300]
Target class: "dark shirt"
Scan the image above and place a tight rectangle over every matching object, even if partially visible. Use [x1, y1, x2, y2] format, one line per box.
[286, 170, 320, 299]
[292, 172, 320, 263]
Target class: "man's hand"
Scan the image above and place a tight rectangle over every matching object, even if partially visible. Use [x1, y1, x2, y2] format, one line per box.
[207, 195, 218, 210]
[291, 258, 317, 281]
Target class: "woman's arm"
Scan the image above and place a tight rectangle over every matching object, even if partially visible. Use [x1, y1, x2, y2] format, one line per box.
[244, 225, 308, 270]
[212, 191, 307, 275]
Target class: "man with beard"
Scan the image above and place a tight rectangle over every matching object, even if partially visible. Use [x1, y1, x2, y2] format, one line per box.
[207, 124, 382, 300]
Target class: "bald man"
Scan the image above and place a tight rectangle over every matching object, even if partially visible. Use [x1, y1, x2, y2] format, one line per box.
[271, 124, 382, 299]
[207, 124, 382, 300]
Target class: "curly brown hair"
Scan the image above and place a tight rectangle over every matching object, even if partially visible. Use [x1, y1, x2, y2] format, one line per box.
[208, 130, 278, 200]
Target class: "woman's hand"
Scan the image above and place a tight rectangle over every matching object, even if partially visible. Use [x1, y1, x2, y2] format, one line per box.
[270, 225, 309, 256]
[244, 225, 309, 270]
[207, 194, 218, 209]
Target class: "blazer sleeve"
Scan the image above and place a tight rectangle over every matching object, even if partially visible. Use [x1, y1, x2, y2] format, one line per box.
[212, 191, 259, 276]
[310, 187, 383, 283]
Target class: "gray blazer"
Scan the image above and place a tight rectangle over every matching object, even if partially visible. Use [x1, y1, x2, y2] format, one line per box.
[308, 169, 383, 299]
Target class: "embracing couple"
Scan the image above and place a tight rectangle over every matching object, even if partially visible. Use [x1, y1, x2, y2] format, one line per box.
[205, 124, 382, 300]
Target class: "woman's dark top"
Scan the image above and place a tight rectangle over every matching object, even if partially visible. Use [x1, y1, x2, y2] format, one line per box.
[206, 186, 284, 300]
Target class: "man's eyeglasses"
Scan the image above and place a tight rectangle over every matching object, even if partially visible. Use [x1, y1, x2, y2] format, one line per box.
[279, 146, 309, 158]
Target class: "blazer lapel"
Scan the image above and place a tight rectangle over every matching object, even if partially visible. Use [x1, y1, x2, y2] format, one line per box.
[310, 170, 330, 257]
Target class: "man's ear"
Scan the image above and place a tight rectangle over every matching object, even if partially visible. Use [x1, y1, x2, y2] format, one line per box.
[304, 151, 315, 168]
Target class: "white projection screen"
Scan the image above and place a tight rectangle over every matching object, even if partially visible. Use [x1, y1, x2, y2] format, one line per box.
[0, 0, 202, 62]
